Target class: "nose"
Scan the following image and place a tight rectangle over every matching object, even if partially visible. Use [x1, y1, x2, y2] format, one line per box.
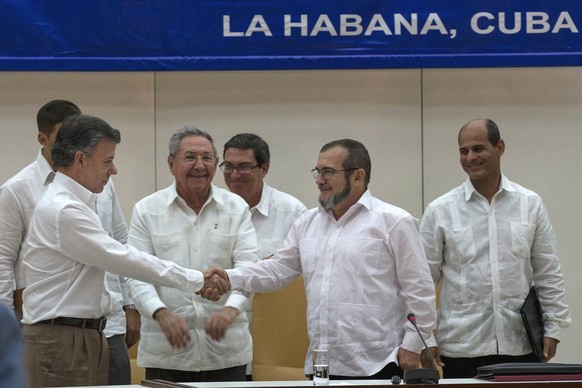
[110, 163, 118, 176]
[315, 173, 325, 185]
[229, 168, 242, 179]
[192, 158, 207, 169]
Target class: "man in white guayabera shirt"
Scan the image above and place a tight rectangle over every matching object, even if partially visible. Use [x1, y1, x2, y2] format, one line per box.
[206, 139, 437, 381]
[20, 115, 227, 387]
[221, 133, 307, 380]
[419, 118, 571, 378]
[126, 127, 259, 383]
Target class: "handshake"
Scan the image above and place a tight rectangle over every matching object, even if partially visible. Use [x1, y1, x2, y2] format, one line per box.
[197, 268, 231, 301]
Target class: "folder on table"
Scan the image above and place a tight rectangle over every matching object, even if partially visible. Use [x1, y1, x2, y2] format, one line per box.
[476, 362, 582, 381]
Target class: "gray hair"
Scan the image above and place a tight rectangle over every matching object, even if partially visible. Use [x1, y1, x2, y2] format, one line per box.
[169, 126, 217, 157]
[52, 114, 121, 168]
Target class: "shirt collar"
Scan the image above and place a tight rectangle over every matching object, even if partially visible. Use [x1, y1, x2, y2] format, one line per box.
[53, 172, 97, 208]
[35, 149, 55, 185]
[462, 174, 512, 201]
[253, 182, 270, 217]
[166, 182, 223, 210]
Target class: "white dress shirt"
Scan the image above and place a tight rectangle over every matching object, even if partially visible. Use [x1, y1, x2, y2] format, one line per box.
[21, 173, 204, 324]
[97, 183, 132, 338]
[245, 182, 307, 374]
[251, 183, 307, 258]
[127, 184, 259, 371]
[420, 175, 571, 358]
[0, 150, 132, 337]
[0, 150, 53, 306]
[227, 190, 436, 377]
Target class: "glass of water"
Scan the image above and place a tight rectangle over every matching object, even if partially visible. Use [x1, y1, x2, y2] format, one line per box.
[313, 349, 329, 385]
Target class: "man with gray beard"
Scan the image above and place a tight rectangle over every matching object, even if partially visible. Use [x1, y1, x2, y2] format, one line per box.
[205, 139, 436, 380]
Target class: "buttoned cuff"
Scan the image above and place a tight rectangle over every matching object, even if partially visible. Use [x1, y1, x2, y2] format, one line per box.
[401, 329, 424, 354]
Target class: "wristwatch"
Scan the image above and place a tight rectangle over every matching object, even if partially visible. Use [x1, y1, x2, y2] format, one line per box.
[123, 304, 137, 311]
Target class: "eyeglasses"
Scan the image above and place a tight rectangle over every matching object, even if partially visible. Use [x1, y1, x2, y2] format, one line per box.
[177, 153, 216, 165]
[311, 167, 360, 180]
[219, 162, 259, 174]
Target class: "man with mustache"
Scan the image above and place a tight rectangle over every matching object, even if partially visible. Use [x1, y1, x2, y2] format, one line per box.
[205, 138, 436, 380]
[126, 126, 259, 383]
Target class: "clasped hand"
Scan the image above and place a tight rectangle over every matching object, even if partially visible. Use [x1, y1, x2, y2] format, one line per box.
[196, 268, 230, 301]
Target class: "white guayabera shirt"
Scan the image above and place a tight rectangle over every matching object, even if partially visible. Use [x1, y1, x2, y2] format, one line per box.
[420, 175, 571, 358]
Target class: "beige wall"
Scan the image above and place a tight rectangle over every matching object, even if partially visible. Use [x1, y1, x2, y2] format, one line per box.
[0, 68, 579, 362]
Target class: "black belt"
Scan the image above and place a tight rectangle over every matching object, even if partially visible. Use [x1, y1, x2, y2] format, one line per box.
[38, 317, 107, 331]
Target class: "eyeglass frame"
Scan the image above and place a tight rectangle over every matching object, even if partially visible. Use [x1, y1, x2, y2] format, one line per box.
[310, 167, 361, 180]
[219, 161, 260, 174]
[175, 152, 217, 165]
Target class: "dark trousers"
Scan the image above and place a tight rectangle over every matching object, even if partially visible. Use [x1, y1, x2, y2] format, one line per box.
[309, 362, 403, 380]
[146, 364, 247, 383]
[107, 334, 131, 385]
[441, 353, 538, 378]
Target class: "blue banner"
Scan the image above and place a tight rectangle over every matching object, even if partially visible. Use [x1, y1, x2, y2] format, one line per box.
[0, 1, 581, 70]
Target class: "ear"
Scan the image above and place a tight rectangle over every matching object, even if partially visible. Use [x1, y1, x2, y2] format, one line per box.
[496, 139, 505, 157]
[38, 132, 49, 147]
[260, 162, 270, 178]
[353, 168, 366, 185]
[74, 150, 85, 166]
[167, 155, 175, 176]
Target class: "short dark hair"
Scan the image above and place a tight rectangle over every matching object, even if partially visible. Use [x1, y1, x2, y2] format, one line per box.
[169, 126, 217, 157]
[483, 119, 501, 146]
[223, 133, 270, 166]
[459, 118, 501, 146]
[52, 114, 121, 168]
[36, 99, 81, 135]
[320, 139, 371, 188]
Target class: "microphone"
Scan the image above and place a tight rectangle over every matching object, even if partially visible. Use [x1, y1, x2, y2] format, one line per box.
[403, 313, 440, 385]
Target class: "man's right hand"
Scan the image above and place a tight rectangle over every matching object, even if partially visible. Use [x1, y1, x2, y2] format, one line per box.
[153, 308, 191, 348]
[197, 268, 230, 301]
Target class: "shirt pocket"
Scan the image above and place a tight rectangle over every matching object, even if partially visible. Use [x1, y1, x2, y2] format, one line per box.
[336, 303, 382, 355]
[438, 300, 487, 345]
[258, 238, 284, 259]
[343, 237, 382, 277]
[151, 231, 187, 266]
[510, 222, 536, 260]
[447, 227, 476, 264]
[207, 230, 237, 268]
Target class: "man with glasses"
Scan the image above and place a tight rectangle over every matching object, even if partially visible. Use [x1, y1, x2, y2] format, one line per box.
[221, 133, 307, 380]
[205, 139, 436, 380]
[126, 126, 260, 383]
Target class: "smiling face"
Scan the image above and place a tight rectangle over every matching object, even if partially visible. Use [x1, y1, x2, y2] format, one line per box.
[77, 138, 118, 193]
[223, 147, 268, 208]
[315, 146, 356, 215]
[169, 134, 218, 200]
[458, 119, 504, 186]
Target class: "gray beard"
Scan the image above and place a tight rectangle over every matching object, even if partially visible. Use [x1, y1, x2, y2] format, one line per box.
[318, 179, 351, 211]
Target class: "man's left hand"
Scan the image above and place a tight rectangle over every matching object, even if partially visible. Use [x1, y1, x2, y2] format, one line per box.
[124, 308, 141, 348]
[543, 337, 559, 362]
[205, 306, 238, 341]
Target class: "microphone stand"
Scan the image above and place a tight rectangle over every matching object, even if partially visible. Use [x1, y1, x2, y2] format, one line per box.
[403, 313, 440, 385]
